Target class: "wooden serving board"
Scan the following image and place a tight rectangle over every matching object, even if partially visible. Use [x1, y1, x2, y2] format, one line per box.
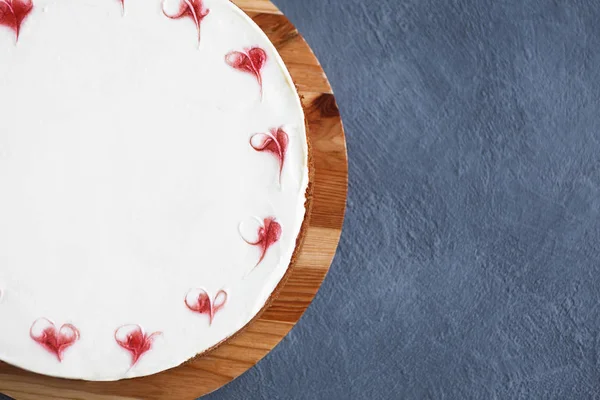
[0, 1, 348, 398]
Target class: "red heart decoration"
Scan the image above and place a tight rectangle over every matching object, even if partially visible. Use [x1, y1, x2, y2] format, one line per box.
[250, 127, 290, 184]
[30, 318, 80, 362]
[162, 0, 210, 44]
[225, 47, 268, 98]
[185, 288, 227, 325]
[0, 0, 33, 41]
[240, 217, 282, 268]
[115, 324, 161, 367]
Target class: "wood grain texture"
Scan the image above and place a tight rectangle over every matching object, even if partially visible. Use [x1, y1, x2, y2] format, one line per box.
[0, 1, 348, 398]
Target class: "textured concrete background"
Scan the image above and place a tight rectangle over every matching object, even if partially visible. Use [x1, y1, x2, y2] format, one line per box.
[3, 0, 600, 399]
[206, 0, 600, 398]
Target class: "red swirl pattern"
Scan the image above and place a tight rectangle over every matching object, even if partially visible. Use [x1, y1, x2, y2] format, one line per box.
[226, 47, 268, 99]
[185, 289, 228, 325]
[115, 325, 162, 367]
[0, 0, 33, 41]
[162, 0, 209, 45]
[30, 318, 80, 362]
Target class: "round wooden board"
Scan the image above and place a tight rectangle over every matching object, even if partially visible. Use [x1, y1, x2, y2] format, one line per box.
[0, 1, 347, 398]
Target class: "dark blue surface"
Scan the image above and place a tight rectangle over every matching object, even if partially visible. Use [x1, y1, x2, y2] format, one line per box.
[205, 0, 600, 399]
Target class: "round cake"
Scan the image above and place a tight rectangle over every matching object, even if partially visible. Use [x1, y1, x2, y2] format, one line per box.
[0, 0, 309, 381]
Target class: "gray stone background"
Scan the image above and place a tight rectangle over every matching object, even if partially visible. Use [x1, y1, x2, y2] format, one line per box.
[207, 0, 600, 398]
[4, 0, 600, 399]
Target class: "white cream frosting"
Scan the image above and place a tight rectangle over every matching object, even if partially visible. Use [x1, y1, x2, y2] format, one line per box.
[0, 0, 308, 380]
